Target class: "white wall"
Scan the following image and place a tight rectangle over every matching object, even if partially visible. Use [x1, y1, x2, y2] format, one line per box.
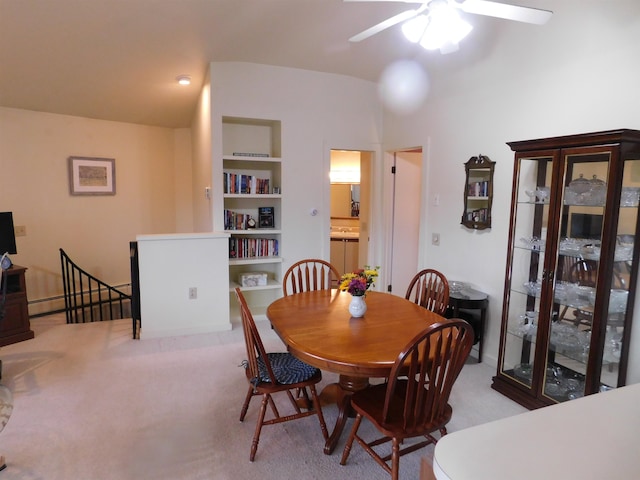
[206, 62, 383, 271]
[136, 232, 230, 338]
[191, 73, 214, 233]
[382, 0, 640, 380]
[0, 107, 191, 314]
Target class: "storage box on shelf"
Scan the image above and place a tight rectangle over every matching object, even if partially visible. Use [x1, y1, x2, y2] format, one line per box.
[220, 116, 283, 320]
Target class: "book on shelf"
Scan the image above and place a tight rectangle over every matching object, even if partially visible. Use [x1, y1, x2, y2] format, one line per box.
[465, 208, 489, 222]
[468, 180, 489, 197]
[225, 209, 258, 230]
[232, 152, 270, 157]
[228, 237, 279, 259]
[223, 173, 271, 194]
[258, 206, 275, 228]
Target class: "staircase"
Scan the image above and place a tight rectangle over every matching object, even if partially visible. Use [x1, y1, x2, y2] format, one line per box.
[59, 248, 133, 330]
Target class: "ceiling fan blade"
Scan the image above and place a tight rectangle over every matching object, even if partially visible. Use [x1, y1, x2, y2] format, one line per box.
[344, 0, 427, 3]
[459, 0, 552, 25]
[349, 9, 420, 42]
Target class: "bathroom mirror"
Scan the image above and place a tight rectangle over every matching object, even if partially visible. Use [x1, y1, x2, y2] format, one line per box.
[331, 184, 360, 217]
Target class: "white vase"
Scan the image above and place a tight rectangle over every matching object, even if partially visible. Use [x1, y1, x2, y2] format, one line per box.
[349, 294, 367, 318]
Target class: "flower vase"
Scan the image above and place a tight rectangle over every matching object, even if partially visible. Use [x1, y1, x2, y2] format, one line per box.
[349, 294, 367, 318]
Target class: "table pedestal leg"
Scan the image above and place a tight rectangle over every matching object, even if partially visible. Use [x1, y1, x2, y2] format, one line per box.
[322, 375, 369, 455]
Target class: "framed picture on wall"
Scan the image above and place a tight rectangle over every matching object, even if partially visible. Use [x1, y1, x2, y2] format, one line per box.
[68, 156, 116, 195]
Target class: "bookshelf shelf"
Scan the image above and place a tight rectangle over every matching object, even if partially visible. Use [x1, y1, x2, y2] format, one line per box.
[224, 229, 282, 235]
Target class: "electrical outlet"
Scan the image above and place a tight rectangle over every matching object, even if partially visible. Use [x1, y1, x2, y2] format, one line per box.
[432, 233, 440, 246]
[188, 287, 197, 299]
[14, 225, 26, 237]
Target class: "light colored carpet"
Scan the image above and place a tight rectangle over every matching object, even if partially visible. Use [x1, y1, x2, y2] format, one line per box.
[0, 315, 526, 480]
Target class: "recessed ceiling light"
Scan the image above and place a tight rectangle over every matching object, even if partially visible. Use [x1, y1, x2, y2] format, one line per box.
[176, 75, 191, 85]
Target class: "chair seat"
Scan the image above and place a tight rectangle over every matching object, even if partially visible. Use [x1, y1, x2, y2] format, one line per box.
[255, 352, 320, 385]
[351, 381, 453, 438]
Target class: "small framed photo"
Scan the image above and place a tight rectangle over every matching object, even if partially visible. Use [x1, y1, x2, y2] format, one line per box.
[68, 156, 116, 195]
[258, 206, 275, 228]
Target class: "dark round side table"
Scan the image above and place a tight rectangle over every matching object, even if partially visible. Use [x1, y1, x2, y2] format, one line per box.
[447, 286, 488, 363]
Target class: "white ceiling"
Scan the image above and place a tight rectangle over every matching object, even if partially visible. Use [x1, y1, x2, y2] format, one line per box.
[0, 0, 552, 128]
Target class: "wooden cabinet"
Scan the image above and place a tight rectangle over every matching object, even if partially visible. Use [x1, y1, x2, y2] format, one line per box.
[461, 155, 495, 230]
[220, 117, 283, 320]
[330, 238, 359, 274]
[0, 265, 34, 346]
[492, 129, 640, 409]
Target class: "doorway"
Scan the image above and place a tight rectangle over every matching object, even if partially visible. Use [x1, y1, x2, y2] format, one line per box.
[329, 150, 371, 274]
[388, 148, 423, 296]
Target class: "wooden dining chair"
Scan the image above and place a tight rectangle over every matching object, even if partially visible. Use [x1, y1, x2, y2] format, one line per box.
[405, 269, 450, 316]
[235, 288, 329, 461]
[282, 258, 341, 296]
[340, 319, 474, 480]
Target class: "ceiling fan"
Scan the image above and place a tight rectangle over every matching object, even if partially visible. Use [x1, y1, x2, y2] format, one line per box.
[346, 0, 552, 51]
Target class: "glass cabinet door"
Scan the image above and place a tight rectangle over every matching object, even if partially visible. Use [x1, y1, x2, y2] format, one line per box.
[500, 154, 555, 390]
[543, 149, 611, 402]
[599, 155, 639, 389]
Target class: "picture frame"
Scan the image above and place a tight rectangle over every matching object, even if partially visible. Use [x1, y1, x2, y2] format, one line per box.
[68, 156, 116, 195]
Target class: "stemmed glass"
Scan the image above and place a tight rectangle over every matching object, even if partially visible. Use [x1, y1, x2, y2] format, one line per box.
[524, 190, 537, 202]
[535, 187, 550, 203]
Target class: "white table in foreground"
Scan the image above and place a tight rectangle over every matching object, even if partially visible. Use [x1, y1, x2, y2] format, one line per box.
[433, 383, 640, 480]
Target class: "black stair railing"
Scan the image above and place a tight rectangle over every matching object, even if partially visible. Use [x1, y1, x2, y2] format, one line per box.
[60, 248, 132, 325]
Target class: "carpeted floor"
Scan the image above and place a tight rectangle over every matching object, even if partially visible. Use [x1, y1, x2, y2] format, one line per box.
[0, 314, 526, 480]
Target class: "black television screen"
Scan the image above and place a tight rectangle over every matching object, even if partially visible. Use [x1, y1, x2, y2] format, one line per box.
[570, 213, 603, 240]
[0, 212, 17, 255]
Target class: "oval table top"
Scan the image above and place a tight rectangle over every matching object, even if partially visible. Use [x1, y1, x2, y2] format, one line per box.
[266, 289, 445, 378]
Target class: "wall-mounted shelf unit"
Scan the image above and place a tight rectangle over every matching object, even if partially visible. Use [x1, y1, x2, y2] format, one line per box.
[462, 154, 495, 230]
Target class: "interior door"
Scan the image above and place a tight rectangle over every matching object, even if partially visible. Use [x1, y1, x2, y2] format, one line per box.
[389, 149, 422, 296]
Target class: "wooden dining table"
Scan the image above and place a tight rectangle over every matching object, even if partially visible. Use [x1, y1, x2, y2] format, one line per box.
[266, 289, 445, 454]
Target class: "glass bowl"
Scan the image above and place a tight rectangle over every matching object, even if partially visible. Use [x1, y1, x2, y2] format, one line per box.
[449, 281, 466, 294]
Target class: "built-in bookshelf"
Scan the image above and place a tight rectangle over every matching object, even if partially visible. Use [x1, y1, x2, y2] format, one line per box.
[221, 116, 283, 320]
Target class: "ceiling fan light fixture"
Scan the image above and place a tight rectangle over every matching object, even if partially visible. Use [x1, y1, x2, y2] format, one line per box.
[405, 2, 473, 52]
[401, 15, 429, 43]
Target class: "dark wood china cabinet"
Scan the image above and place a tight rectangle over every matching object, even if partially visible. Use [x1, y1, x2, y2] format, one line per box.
[492, 129, 640, 409]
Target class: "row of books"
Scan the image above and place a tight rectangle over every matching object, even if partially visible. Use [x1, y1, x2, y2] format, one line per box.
[465, 208, 489, 222]
[223, 173, 271, 194]
[224, 210, 252, 230]
[468, 181, 490, 197]
[232, 152, 269, 157]
[229, 237, 279, 259]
